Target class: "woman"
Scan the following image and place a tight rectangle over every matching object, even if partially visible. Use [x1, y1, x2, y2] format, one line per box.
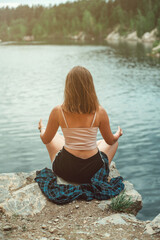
[38, 66, 123, 184]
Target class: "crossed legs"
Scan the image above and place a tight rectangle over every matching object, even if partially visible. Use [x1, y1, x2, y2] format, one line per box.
[97, 139, 118, 165]
[45, 133, 65, 164]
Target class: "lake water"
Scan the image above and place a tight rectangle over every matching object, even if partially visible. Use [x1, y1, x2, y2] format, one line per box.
[0, 41, 160, 221]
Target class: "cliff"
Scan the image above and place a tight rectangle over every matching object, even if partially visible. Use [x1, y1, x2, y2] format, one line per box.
[0, 162, 160, 240]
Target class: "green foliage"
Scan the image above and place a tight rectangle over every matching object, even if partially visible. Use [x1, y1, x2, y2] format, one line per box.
[0, 0, 159, 41]
[153, 40, 160, 48]
[136, 10, 147, 37]
[82, 10, 95, 34]
[9, 19, 27, 40]
[136, 9, 155, 37]
[110, 191, 134, 213]
[0, 22, 9, 41]
[157, 18, 160, 37]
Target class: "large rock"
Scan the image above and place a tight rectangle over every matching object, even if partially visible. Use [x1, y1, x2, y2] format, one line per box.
[125, 31, 141, 42]
[0, 171, 46, 216]
[98, 162, 142, 215]
[142, 28, 158, 42]
[105, 30, 122, 41]
[94, 213, 143, 226]
[0, 171, 36, 203]
[144, 213, 160, 235]
[0, 162, 142, 217]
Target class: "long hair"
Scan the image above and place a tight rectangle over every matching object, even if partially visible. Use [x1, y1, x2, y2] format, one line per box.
[63, 66, 99, 113]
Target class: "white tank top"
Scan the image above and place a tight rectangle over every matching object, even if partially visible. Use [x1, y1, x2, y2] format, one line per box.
[61, 108, 98, 150]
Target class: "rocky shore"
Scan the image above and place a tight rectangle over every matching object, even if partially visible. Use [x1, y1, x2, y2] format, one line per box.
[105, 28, 158, 43]
[0, 162, 160, 240]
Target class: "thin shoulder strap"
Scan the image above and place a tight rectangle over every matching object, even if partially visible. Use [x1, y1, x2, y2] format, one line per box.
[91, 112, 96, 127]
[61, 107, 68, 128]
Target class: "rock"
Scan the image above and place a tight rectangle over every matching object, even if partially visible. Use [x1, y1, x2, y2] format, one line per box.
[125, 31, 141, 42]
[0, 162, 142, 218]
[144, 224, 155, 235]
[103, 232, 110, 237]
[151, 44, 160, 58]
[109, 161, 120, 178]
[144, 213, 160, 235]
[152, 44, 160, 52]
[49, 227, 58, 233]
[48, 221, 52, 224]
[106, 30, 122, 41]
[54, 218, 59, 222]
[3, 224, 13, 231]
[23, 35, 34, 41]
[123, 181, 142, 215]
[142, 28, 158, 42]
[0, 171, 36, 203]
[94, 213, 128, 225]
[98, 162, 142, 215]
[69, 31, 86, 41]
[98, 200, 111, 211]
[105, 28, 158, 43]
[41, 224, 47, 229]
[0, 182, 46, 216]
[120, 213, 142, 223]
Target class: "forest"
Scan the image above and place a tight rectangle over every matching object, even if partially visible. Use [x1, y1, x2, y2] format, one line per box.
[0, 0, 160, 41]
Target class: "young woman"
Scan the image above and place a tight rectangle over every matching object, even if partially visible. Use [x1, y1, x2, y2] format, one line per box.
[38, 66, 123, 184]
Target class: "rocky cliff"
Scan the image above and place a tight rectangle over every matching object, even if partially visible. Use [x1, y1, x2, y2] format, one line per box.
[0, 162, 160, 240]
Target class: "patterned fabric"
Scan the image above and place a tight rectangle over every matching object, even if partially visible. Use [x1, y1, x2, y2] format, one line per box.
[34, 152, 124, 204]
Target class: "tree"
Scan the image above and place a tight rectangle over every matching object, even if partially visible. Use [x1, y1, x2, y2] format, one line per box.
[9, 19, 27, 41]
[82, 10, 95, 35]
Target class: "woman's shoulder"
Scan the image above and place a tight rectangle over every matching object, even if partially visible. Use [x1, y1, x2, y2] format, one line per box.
[97, 105, 109, 122]
[50, 105, 62, 118]
[98, 105, 107, 115]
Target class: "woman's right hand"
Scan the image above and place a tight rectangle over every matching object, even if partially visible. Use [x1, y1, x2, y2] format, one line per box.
[117, 126, 123, 138]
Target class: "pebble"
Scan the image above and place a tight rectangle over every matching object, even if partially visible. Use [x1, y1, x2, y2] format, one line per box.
[48, 221, 52, 224]
[42, 224, 47, 229]
[117, 228, 123, 231]
[49, 227, 58, 234]
[104, 232, 110, 237]
[75, 205, 79, 209]
[3, 225, 12, 231]
[54, 218, 59, 222]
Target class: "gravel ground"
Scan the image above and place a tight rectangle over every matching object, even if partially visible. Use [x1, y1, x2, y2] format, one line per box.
[1, 199, 160, 240]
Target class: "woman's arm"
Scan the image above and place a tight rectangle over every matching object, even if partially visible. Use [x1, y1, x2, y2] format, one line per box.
[99, 106, 123, 145]
[38, 106, 59, 144]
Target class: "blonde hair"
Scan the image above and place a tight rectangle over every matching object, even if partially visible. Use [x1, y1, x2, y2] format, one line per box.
[63, 66, 99, 114]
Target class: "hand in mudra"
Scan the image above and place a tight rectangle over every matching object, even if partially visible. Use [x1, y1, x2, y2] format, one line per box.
[38, 119, 45, 132]
[117, 126, 123, 137]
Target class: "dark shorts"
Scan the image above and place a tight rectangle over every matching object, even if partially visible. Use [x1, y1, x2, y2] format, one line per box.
[52, 147, 108, 184]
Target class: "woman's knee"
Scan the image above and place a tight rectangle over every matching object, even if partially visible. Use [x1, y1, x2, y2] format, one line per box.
[107, 141, 119, 165]
[115, 140, 118, 149]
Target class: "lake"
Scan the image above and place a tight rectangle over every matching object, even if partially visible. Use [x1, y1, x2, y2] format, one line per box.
[0, 40, 160, 221]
